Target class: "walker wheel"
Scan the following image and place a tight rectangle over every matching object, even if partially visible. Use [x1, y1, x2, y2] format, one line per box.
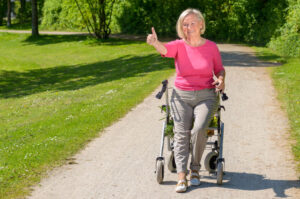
[217, 162, 224, 185]
[204, 151, 218, 172]
[156, 160, 164, 184]
[167, 152, 176, 173]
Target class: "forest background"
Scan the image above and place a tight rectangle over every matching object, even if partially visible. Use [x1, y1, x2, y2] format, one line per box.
[0, 0, 299, 57]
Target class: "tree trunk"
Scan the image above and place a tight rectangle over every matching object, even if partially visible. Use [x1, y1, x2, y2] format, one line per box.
[75, 0, 115, 40]
[7, 0, 11, 27]
[0, 0, 4, 26]
[31, 0, 38, 36]
[20, 0, 26, 23]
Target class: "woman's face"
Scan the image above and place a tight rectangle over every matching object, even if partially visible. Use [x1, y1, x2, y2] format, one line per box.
[182, 14, 202, 38]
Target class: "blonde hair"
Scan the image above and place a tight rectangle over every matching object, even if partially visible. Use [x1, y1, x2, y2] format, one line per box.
[176, 8, 206, 39]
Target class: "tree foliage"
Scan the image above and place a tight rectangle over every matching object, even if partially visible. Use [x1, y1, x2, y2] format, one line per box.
[114, 0, 298, 57]
[116, 0, 288, 45]
[1, 0, 299, 56]
[16, 0, 34, 23]
[41, 0, 85, 30]
[42, 0, 116, 39]
[268, 0, 300, 57]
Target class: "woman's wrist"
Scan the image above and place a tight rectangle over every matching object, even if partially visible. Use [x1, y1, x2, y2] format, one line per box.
[216, 75, 224, 83]
[153, 40, 160, 47]
[216, 70, 225, 82]
[218, 77, 224, 82]
[153, 41, 167, 55]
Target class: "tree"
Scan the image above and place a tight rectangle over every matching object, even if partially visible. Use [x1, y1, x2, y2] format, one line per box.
[6, 0, 11, 27]
[31, 0, 39, 36]
[0, 0, 5, 26]
[20, 0, 26, 23]
[74, 0, 116, 39]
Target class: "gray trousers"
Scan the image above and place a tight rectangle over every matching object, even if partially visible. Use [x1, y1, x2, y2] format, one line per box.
[170, 88, 218, 174]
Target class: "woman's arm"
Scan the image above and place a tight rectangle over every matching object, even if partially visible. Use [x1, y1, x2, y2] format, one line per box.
[147, 27, 167, 55]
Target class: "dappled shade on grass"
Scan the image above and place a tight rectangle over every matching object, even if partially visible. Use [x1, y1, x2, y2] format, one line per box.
[0, 54, 172, 99]
[0, 33, 175, 199]
[23, 35, 143, 46]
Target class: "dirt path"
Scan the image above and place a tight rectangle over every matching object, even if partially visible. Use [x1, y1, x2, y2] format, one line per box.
[0, 30, 164, 41]
[27, 44, 300, 199]
[0, 30, 88, 35]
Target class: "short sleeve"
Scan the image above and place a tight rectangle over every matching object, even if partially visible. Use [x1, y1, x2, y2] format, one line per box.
[212, 44, 225, 75]
[161, 40, 179, 58]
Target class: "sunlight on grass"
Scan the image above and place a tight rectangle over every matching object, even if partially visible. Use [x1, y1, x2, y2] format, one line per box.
[272, 59, 300, 170]
[0, 33, 174, 199]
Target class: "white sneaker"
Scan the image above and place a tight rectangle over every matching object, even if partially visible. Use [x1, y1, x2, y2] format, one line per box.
[190, 171, 201, 186]
[175, 179, 187, 193]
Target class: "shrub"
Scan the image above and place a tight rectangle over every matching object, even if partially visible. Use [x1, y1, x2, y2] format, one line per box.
[268, 0, 300, 57]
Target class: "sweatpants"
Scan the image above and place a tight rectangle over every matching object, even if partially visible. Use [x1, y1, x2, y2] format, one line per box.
[170, 88, 218, 174]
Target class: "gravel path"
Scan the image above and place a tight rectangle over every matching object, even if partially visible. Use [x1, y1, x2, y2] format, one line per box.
[0, 30, 89, 35]
[27, 44, 300, 199]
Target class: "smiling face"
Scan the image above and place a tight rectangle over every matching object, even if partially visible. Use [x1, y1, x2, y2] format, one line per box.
[182, 14, 203, 39]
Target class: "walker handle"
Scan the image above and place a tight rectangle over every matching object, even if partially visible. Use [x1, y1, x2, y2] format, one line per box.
[155, 80, 168, 99]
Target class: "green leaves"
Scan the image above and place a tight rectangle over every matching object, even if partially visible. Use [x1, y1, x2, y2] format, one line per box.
[165, 119, 174, 138]
[268, 0, 300, 57]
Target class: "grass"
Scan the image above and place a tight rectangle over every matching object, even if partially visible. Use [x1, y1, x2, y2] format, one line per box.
[253, 46, 300, 173]
[0, 33, 174, 199]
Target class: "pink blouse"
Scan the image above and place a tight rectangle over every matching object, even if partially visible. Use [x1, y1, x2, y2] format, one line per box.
[162, 39, 224, 91]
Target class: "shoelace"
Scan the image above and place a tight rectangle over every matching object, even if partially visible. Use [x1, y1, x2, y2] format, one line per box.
[177, 179, 187, 186]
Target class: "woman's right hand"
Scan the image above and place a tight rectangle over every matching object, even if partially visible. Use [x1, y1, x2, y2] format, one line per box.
[146, 27, 167, 55]
[147, 27, 158, 46]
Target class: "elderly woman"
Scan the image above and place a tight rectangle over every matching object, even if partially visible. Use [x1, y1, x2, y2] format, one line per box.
[147, 9, 225, 192]
[147, 8, 225, 193]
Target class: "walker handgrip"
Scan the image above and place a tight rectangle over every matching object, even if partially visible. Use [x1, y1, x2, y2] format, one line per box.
[156, 92, 163, 99]
[155, 80, 168, 99]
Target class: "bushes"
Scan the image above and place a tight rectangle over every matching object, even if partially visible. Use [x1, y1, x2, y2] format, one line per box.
[41, 0, 62, 29]
[269, 34, 300, 58]
[40, 0, 299, 57]
[115, 0, 180, 36]
[268, 0, 300, 57]
[41, 0, 119, 33]
[115, 0, 287, 45]
[41, 0, 87, 31]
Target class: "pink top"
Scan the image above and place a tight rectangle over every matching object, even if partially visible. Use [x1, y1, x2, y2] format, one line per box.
[162, 39, 224, 91]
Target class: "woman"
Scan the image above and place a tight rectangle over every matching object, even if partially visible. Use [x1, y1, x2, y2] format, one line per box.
[147, 8, 225, 193]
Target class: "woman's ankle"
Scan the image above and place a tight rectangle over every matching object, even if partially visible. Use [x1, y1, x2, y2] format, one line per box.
[178, 172, 186, 180]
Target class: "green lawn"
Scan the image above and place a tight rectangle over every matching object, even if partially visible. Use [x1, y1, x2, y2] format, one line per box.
[253, 47, 300, 173]
[0, 33, 174, 199]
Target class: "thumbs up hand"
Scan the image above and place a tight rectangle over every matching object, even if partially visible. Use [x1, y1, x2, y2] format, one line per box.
[147, 27, 158, 46]
[146, 27, 167, 55]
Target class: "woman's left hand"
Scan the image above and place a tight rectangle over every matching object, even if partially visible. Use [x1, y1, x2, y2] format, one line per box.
[212, 78, 225, 93]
